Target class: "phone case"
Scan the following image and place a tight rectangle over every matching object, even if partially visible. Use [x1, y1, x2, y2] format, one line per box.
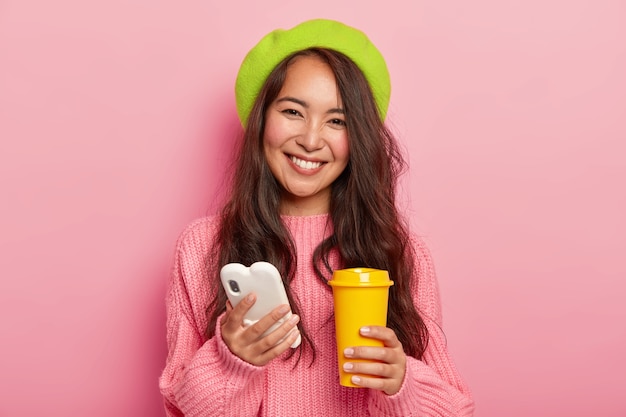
[220, 261, 301, 348]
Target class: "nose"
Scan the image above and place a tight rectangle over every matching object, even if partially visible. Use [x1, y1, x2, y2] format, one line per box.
[296, 124, 324, 152]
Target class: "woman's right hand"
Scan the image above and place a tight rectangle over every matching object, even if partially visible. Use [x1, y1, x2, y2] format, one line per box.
[220, 293, 301, 366]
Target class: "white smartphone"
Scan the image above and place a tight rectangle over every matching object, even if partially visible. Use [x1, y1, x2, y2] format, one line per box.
[220, 261, 301, 348]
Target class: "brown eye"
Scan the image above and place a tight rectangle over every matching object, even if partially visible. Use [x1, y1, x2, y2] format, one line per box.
[282, 109, 301, 117]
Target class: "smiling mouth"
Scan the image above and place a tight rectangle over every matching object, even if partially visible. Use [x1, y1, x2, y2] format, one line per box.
[290, 155, 324, 170]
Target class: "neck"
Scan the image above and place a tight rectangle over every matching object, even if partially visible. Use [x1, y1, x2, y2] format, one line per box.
[279, 192, 330, 216]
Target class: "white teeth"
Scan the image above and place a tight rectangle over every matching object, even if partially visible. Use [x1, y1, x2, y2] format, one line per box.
[290, 156, 322, 170]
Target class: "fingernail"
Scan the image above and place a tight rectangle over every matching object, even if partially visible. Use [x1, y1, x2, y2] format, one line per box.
[360, 326, 370, 335]
[278, 305, 289, 315]
[351, 376, 361, 385]
[343, 362, 353, 371]
[246, 293, 256, 303]
[344, 348, 354, 357]
[289, 314, 299, 324]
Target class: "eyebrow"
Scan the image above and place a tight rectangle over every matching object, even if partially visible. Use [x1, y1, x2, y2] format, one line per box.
[276, 96, 345, 115]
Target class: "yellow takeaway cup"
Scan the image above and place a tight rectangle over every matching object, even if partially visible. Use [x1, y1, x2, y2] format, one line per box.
[328, 268, 394, 387]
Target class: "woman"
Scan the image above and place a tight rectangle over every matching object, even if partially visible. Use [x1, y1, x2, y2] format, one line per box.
[159, 19, 474, 416]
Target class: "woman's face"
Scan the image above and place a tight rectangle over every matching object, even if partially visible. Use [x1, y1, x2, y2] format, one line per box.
[263, 55, 349, 215]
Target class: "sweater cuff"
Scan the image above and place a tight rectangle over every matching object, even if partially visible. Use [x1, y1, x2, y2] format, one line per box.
[370, 357, 472, 416]
[213, 312, 265, 384]
[172, 314, 265, 414]
[368, 358, 423, 416]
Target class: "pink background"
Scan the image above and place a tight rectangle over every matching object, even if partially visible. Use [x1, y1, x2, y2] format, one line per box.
[1, 0, 625, 416]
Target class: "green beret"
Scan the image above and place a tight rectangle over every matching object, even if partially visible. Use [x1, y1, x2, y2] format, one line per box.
[235, 19, 391, 126]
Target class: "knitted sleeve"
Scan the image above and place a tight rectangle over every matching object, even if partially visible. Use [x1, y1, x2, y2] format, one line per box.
[368, 236, 475, 416]
[158, 219, 266, 417]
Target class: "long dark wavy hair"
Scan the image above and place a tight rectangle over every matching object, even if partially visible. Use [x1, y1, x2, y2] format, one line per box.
[205, 48, 429, 361]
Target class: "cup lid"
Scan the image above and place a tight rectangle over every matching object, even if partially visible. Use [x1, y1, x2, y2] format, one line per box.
[328, 268, 394, 287]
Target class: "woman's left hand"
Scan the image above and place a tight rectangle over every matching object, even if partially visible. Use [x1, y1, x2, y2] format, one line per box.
[342, 326, 407, 395]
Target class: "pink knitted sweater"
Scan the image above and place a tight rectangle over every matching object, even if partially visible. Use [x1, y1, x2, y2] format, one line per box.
[159, 214, 474, 416]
